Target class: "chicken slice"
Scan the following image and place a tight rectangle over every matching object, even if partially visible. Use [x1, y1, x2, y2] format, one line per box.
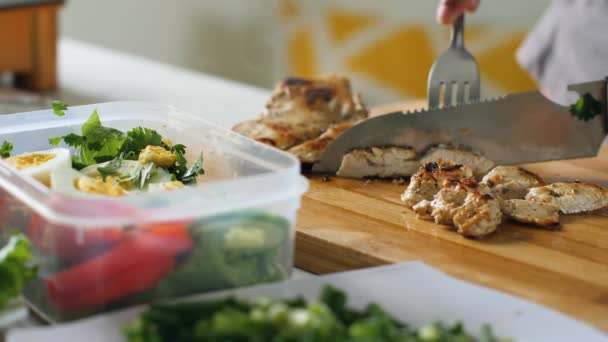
[452, 192, 502, 238]
[412, 200, 433, 220]
[502, 199, 560, 228]
[233, 75, 367, 150]
[420, 147, 495, 178]
[525, 182, 608, 214]
[481, 166, 546, 200]
[400, 161, 473, 207]
[336, 147, 419, 179]
[430, 178, 478, 225]
[288, 121, 354, 164]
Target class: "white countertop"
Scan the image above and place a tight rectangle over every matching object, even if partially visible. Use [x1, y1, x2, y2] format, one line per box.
[55, 38, 270, 130]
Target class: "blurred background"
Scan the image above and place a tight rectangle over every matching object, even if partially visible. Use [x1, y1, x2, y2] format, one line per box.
[1, 0, 550, 111]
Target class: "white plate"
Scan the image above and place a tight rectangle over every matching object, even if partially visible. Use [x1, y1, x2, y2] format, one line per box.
[7, 262, 607, 342]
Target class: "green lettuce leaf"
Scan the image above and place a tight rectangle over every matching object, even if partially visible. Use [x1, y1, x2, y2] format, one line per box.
[52, 100, 68, 117]
[0, 234, 37, 309]
[1, 141, 13, 158]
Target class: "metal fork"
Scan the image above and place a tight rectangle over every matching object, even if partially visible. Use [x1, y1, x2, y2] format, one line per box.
[427, 14, 480, 108]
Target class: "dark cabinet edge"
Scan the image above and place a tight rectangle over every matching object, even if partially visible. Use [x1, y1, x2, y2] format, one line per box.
[0, 0, 64, 10]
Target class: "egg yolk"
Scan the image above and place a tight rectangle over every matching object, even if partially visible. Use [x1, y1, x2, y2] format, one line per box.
[158, 180, 184, 191]
[138, 145, 176, 167]
[161, 138, 173, 148]
[5, 153, 55, 170]
[74, 176, 128, 197]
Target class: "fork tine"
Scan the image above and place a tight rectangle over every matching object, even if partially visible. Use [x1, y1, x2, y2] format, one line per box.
[468, 82, 480, 102]
[444, 81, 454, 107]
[457, 82, 466, 104]
[428, 81, 442, 108]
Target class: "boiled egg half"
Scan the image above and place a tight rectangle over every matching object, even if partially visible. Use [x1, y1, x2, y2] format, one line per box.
[3, 148, 71, 187]
[51, 168, 130, 197]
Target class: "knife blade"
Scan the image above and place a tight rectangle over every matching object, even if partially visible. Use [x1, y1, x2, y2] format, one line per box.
[312, 79, 607, 174]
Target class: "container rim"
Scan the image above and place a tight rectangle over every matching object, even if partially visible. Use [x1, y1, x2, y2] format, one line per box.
[0, 101, 308, 227]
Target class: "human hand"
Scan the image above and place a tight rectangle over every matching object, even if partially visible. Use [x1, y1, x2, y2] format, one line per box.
[436, 0, 480, 24]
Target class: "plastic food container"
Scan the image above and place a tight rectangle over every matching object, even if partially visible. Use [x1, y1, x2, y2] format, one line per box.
[0, 102, 308, 322]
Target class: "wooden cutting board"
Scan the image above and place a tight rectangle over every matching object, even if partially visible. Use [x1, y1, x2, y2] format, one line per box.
[294, 100, 608, 330]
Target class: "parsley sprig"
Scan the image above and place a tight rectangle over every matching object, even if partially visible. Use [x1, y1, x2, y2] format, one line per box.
[49, 103, 204, 183]
[52, 100, 68, 117]
[570, 93, 602, 121]
[1, 141, 13, 158]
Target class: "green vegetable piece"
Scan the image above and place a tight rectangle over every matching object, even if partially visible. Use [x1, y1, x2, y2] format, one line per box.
[120, 127, 164, 160]
[1, 141, 13, 158]
[169, 144, 188, 180]
[321, 285, 347, 318]
[418, 323, 441, 341]
[124, 277, 513, 342]
[163, 211, 290, 294]
[52, 100, 68, 117]
[178, 151, 204, 184]
[81, 109, 102, 136]
[0, 234, 38, 309]
[570, 93, 602, 121]
[97, 156, 123, 181]
[48, 136, 63, 146]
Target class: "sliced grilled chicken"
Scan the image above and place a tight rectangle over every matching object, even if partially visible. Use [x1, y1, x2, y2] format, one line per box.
[430, 178, 480, 225]
[453, 192, 502, 238]
[233, 75, 367, 150]
[502, 199, 560, 227]
[288, 121, 355, 164]
[482, 166, 546, 200]
[526, 182, 608, 214]
[336, 147, 419, 179]
[412, 200, 433, 220]
[401, 161, 473, 207]
[420, 147, 495, 178]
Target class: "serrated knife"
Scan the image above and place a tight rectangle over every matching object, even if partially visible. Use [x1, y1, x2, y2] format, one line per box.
[312, 79, 607, 174]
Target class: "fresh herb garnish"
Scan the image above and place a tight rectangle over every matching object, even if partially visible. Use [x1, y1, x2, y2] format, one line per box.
[120, 127, 165, 160]
[124, 284, 510, 342]
[570, 93, 602, 121]
[1, 141, 13, 158]
[50, 110, 127, 169]
[0, 234, 38, 309]
[52, 100, 69, 117]
[169, 144, 188, 179]
[48, 103, 203, 184]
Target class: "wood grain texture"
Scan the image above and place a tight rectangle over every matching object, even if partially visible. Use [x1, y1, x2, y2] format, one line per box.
[294, 102, 608, 330]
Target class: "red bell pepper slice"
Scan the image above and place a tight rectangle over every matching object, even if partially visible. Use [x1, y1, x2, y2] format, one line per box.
[46, 222, 193, 310]
[49, 255, 174, 311]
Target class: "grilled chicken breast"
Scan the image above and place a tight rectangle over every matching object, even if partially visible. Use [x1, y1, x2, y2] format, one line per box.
[420, 147, 495, 178]
[482, 166, 546, 200]
[412, 200, 433, 220]
[401, 161, 473, 207]
[430, 178, 481, 225]
[336, 147, 419, 179]
[453, 192, 502, 238]
[502, 199, 560, 227]
[233, 75, 367, 150]
[526, 182, 608, 214]
[288, 121, 355, 164]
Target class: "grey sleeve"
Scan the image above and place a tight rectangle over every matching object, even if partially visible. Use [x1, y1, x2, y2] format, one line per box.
[516, 0, 608, 105]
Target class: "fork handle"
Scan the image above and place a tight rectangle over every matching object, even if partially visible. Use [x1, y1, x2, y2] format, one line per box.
[450, 14, 465, 48]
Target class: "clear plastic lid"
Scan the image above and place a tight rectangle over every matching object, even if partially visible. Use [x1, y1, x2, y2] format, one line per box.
[0, 101, 308, 227]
